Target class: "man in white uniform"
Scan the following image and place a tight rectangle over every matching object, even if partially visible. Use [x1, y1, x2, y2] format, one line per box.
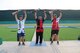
[12, 10, 27, 46]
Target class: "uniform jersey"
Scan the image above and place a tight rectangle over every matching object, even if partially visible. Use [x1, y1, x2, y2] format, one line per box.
[52, 17, 60, 30]
[17, 19, 25, 33]
[36, 18, 44, 32]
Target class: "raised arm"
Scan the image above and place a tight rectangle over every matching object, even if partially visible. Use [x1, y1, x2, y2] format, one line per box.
[12, 11, 18, 21]
[58, 10, 62, 19]
[34, 10, 37, 19]
[49, 11, 54, 20]
[44, 10, 47, 20]
[23, 10, 27, 20]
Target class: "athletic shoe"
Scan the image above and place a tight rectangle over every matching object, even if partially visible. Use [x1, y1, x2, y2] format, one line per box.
[35, 43, 38, 46]
[39, 43, 42, 46]
[57, 41, 59, 45]
[18, 42, 21, 46]
[22, 42, 25, 45]
[50, 41, 53, 45]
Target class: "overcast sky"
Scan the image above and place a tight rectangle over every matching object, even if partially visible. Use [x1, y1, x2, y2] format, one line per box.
[0, 0, 80, 10]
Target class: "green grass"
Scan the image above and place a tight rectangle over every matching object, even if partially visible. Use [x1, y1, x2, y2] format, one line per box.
[43, 28, 80, 41]
[0, 23, 80, 41]
[43, 23, 80, 41]
[0, 25, 34, 41]
[59, 28, 80, 40]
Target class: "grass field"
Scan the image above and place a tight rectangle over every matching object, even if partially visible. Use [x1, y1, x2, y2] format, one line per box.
[44, 28, 80, 41]
[0, 25, 35, 41]
[0, 23, 80, 41]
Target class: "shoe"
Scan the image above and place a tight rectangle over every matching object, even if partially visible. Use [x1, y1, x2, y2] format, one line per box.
[57, 41, 59, 45]
[50, 41, 53, 45]
[35, 42, 38, 45]
[18, 42, 21, 46]
[22, 42, 25, 45]
[39, 43, 42, 46]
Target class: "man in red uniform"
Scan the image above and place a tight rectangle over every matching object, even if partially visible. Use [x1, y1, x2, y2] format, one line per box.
[34, 10, 47, 45]
[49, 10, 62, 45]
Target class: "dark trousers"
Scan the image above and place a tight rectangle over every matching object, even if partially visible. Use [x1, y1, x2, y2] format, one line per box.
[17, 33, 19, 41]
[36, 32, 43, 44]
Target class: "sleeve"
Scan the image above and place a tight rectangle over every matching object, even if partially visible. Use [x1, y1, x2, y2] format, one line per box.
[36, 18, 38, 22]
[23, 19, 25, 23]
[16, 19, 19, 23]
[51, 19, 53, 22]
[57, 17, 60, 22]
